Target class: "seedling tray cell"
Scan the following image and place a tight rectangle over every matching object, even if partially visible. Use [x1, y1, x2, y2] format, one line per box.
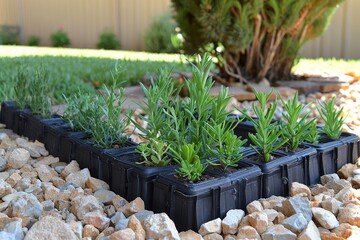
[153, 171, 230, 231]
[43, 121, 72, 157]
[125, 154, 179, 209]
[93, 142, 137, 182]
[59, 131, 90, 164]
[13, 108, 31, 136]
[0, 101, 16, 129]
[242, 152, 299, 198]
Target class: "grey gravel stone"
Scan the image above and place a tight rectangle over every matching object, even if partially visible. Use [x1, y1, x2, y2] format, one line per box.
[282, 197, 312, 222]
[111, 212, 126, 225]
[133, 210, 154, 223]
[0, 156, 7, 171]
[114, 219, 129, 231]
[281, 213, 307, 234]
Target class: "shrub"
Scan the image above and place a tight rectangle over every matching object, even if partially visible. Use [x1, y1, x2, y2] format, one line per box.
[27, 35, 41, 46]
[144, 14, 178, 53]
[172, 0, 344, 84]
[97, 31, 120, 50]
[50, 29, 70, 47]
[0, 25, 19, 45]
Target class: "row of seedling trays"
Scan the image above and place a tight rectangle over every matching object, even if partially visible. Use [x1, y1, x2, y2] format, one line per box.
[1, 99, 358, 231]
[2, 56, 359, 231]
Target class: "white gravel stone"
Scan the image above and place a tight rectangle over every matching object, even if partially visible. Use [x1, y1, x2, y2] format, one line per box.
[261, 224, 297, 240]
[199, 218, 222, 236]
[143, 213, 180, 240]
[297, 221, 321, 240]
[6, 148, 30, 169]
[222, 209, 245, 235]
[312, 207, 339, 230]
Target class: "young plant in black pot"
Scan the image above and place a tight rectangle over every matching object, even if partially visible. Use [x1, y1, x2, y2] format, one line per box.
[279, 92, 319, 186]
[136, 138, 171, 167]
[171, 143, 206, 182]
[151, 55, 262, 231]
[236, 90, 301, 198]
[317, 96, 345, 140]
[60, 65, 136, 180]
[11, 67, 60, 140]
[53, 91, 95, 162]
[304, 96, 359, 174]
[1, 67, 31, 129]
[238, 90, 288, 162]
[103, 67, 179, 202]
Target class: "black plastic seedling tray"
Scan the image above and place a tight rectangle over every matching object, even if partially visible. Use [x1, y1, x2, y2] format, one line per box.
[242, 150, 299, 198]
[73, 137, 138, 179]
[13, 108, 32, 136]
[153, 171, 231, 231]
[277, 147, 319, 186]
[84, 140, 137, 181]
[0, 101, 16, 129]
[43, 121, 72, 157]
[94, 146, 138, 186]
[304, 132, 359, 175]
[153, 153, 263, 231]
[59, 131, 91, 164]
[125, 154, 179, 209]
[23, 114, 63, 142]
[207, 156, 263, 215]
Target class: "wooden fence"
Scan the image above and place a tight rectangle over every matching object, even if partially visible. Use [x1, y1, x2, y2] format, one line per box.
[0, 0, 359, 58]
[0, 0, 171, 50]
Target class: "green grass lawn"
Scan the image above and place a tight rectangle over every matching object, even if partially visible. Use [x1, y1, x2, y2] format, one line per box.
[0, 46, 189, 103]
[293, 58, 360, 75]
[1, 45, 359, 104]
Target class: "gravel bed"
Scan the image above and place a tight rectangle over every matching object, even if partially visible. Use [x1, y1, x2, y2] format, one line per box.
[1, 123, 360, 239]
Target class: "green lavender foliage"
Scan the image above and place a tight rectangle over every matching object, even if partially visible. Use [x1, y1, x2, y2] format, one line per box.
[317, 96, 345, 140]
[63, 64, 128, 148]
[134, 54, 247, 181]
[26, 68, 52, 117]
[237, 90, 287, 162]
[171, 143, 207, 182]
[13, 67, 29, 109]
[14, 67, 52, 117]
[281, 91, 315, 151]
[205, 121, 247, 169]
[136, 138, 171, 166]
[304, 120, 319, 144]
[131, 69, 179, 140]
[89, 83, 128, 148]
[63, 92, 96, 131]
